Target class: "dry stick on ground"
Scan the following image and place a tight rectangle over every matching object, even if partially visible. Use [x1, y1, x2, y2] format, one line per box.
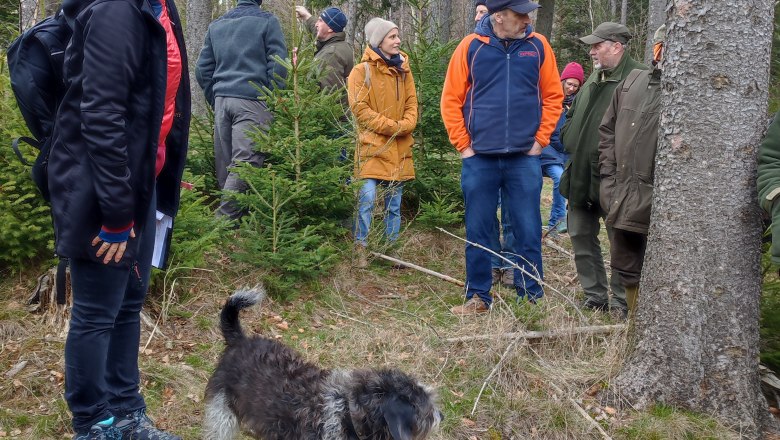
[436, 227, 587, 323]
[528, 346, 614, 440]
[445, 324, 625, 343]
[471, 336, 528, 416]
[370, 252, 465, 287]
[544, 238, 574, 258]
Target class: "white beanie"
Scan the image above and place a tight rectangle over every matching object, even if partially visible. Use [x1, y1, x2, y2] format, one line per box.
[365, 17, 398, 48]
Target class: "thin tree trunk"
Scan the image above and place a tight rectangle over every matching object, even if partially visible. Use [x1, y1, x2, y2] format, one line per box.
[609, 0, 616, 20]
[613, 1, 777, 436]
[535, 0, 555, 38]
[644, 0, 667, 65]
[20, 0, 38, 31]
[185, 0, 213, 118]
[619, 0, 627, 24]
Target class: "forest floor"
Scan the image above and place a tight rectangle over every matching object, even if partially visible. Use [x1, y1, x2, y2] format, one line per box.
[0, 183, 753, 439]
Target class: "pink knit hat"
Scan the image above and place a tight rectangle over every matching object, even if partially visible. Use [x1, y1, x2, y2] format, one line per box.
[560, 62, 584, 85]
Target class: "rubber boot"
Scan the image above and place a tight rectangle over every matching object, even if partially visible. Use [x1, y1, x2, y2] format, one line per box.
[625, 285, 639, 318]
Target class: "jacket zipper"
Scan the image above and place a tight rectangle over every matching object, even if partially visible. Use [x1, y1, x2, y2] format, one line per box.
[505, 52, 510, 152]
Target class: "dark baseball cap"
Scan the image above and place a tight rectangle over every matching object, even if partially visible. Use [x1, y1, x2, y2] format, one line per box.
[579, 22, 633, 44]
[486, 0, 541, 15]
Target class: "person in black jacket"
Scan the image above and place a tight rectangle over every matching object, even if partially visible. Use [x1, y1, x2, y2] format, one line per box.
[49, 0, 190, 438]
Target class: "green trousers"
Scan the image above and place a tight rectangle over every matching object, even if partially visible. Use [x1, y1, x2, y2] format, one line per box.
[567, 206, 626, 310]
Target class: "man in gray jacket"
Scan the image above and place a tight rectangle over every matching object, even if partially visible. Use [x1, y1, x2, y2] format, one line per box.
[196, 0, 287, 221]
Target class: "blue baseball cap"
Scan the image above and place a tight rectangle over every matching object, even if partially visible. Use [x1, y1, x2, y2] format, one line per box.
[486, 0, 541, 14]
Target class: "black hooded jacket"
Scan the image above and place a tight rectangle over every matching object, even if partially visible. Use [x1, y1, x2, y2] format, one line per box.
[49, 0, 191, 266]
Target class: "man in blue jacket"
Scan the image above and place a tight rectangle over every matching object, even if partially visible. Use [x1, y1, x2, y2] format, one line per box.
[49, 0, 190, 438]
[196, 0, 288, 221]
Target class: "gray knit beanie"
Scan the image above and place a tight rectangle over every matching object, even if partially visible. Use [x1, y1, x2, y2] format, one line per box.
[365, 17, 398, 48]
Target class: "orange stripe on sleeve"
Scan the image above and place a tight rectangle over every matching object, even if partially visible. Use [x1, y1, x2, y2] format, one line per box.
[533, 34, 564, 147]
[441, 35, 479, 153]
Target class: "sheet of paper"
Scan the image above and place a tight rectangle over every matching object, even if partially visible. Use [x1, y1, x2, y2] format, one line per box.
[152, 210, 172, 269]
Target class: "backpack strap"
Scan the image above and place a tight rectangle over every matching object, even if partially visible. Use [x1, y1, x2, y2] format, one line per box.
[11, 136, 40, 166]
[363, 61, 370, 88]
[621, 69, 645, 93]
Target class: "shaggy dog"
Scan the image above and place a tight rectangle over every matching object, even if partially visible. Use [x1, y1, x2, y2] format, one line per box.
[203, 288, 442, 440]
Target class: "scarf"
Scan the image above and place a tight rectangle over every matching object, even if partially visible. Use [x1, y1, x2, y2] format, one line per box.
[371, 46, 406, 73]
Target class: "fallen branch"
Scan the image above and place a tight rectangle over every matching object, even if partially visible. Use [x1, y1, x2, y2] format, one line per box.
[371, 252, 464, 287]
[471, 337, 526, 416]
[544, 239, 574, 258]
[446, 324, 625, 343]
[5, 360, 28, 379]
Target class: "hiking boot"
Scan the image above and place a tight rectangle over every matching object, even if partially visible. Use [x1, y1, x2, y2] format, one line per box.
[450, 297, 490, 315]
[74, 417, 135, 440]
[556, 219, 568, 234]
[121, 409, 181, 440]
[500, 268, 514, 287]
[353, 244, 368, 268]
[580, 298, 608, 312]
[491, 268, 502, 285]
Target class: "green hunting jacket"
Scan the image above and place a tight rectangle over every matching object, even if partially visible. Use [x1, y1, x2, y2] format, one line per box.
[560, 52, 648, 209]
[305, 16, 354, 92]
[758, 112, 780, 263]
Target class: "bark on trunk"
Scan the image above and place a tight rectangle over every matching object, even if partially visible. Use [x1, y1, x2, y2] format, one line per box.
[613, 1, 776, 437]
[644, 0, 667, 65]
[20, 0, 38, 31]
[619, 0, 627, 24]
[185, 0, 213, 118]
[535, 0, 555, 39]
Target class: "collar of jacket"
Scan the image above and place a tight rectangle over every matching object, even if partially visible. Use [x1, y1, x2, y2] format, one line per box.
[237, 0, 260, 6]
[360, 46, 408, 75]
[475, 16, 534, 46]
[316, 32, 346, 50]
[597, 52, 637, 83]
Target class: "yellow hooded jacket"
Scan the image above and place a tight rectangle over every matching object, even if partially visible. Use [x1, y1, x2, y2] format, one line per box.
[347, 46, 418, 181]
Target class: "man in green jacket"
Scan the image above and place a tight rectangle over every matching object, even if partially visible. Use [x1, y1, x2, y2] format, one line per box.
[560, 22, 648, 318]
[598, 25, 665, 318]
[758, 113, 780, 265]
[295, 6, 354, 93]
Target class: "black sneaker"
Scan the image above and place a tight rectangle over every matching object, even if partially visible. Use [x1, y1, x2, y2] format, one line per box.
[121, 409, 181, 440]
[74, 417, 135, 440]
[581, 298, 608, 311]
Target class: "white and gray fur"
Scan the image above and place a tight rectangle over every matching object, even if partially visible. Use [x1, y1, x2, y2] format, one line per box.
[203, 288, 442, 440]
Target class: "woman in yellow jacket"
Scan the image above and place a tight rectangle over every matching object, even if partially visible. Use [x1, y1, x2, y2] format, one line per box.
[347, 17, 418, 266]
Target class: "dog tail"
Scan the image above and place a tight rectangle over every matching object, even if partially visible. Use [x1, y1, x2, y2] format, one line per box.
[221, 287, 265, 346]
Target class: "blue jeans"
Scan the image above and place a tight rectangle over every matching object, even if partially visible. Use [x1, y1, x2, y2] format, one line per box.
[462, 154, 544, 304]
[354, 179, 403, 246]
[542, 163, 566, 227]
[489, 190, 516, 270]
[65, 193, 156, 433]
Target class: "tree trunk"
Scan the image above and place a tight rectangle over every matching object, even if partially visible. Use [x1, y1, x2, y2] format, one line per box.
[185, 0, 213, 118]
[609, 0, 616, 20]
[613, 1, 776, 437]
[619, 0, 627, 24]
[644, 0, 667, 65]
[20, 0, 38, 31]
[535, 0, 555, 39]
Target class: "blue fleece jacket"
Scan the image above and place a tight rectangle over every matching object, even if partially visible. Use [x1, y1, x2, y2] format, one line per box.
[195, 0, 287, 104]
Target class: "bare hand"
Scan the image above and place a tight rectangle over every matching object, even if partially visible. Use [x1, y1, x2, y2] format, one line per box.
[528, 141, 542, 156]
[460, 147, 476, 159]
[295, 6, 311, 20]
[92, 228, 136, 264]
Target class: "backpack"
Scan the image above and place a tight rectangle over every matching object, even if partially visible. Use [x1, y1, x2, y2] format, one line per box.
[7, 11, 72, 202]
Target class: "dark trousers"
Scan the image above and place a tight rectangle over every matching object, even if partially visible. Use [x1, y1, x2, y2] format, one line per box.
[65, 193, 156, 433]
[609, 228, 648, 288]
[461, 154, 544, 305]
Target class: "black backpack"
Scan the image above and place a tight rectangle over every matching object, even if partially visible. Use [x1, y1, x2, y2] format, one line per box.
[7, 11, 72, 202]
